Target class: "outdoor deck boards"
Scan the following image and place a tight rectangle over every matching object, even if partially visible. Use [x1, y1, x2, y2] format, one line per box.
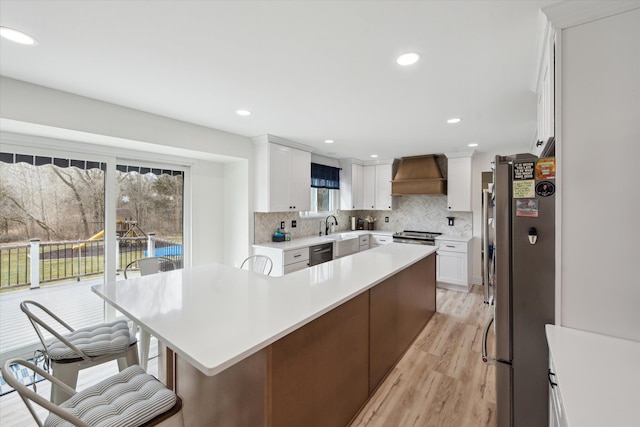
[1, 278, 111, 360]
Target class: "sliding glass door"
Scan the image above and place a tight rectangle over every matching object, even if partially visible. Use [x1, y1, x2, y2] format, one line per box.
[115, 163, 184, 277]
[0, 144, 187, 363]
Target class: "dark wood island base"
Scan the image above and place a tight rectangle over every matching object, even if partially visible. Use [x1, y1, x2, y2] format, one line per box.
[175, 254, 436, 426]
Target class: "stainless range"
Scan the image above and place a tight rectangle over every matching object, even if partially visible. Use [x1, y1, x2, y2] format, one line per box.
[392, 230, 442, 246]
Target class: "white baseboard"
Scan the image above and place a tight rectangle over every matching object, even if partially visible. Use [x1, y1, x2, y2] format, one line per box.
[437, 281, 471, 293]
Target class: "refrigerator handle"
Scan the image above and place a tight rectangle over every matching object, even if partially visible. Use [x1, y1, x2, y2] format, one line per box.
[488, 247, 495, 305]
[481, 316, 496, 364]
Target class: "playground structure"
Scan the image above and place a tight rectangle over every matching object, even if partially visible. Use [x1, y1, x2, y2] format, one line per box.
[115, 208, 147, 241]
[73, 208, 147, 250]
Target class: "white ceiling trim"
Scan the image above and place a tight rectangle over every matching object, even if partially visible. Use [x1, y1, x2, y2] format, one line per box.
[542, 0, 640, 29]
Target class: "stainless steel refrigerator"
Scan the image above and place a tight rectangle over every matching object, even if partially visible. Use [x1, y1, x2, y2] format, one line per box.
[482, 154, 555, 427]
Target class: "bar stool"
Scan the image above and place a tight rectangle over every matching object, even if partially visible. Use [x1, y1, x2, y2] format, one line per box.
[20, 300, 139, 404]
[2, 358, 184, 427]
[124, 256, 178, 371]
[240, 255, 273, 275]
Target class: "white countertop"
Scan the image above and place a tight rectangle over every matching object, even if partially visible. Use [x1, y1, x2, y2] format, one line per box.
[253, 230, 392, 251]
[93, 243, 436, 377]
[545, 325, 640, 427]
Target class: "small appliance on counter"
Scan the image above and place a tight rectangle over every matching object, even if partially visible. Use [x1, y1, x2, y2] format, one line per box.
[272, 228, 285, 242]
[356, 217, 365, 230]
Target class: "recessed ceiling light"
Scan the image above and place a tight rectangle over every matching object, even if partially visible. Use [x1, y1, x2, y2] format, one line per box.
[447, 117, 462, 124]
[371, 154, 379, 158]
[324, 139, 334, 144]
[0, 27, 37, 45]
[236, 109, 251, 116]
[396, 52, 421, 66]
[468, 143, 478, 147]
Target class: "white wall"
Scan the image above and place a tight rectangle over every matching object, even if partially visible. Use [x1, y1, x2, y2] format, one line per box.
[224, 160, 250, 266]
[559, 9, 640, 341]
[0, 77, 252, 160]
[0, 76, 254, 267]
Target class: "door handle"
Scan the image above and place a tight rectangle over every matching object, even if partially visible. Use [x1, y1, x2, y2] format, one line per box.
[481, 316, 496, 364]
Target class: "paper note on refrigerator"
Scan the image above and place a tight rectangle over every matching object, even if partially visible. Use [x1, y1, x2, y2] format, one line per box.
[513, 180, 535, 198]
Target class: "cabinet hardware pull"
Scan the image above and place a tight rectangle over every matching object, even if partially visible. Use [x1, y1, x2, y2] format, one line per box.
[294, 254, 301, 258]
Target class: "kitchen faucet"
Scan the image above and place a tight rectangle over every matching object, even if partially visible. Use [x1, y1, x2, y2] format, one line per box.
[325, 215, 338, 235]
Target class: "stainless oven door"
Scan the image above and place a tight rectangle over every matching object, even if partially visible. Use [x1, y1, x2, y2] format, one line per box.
[392, 237, 435, 245]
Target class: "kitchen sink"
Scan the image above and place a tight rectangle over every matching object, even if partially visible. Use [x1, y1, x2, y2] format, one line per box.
[326, 233, 360, 258]
[333, 233, 359, 240]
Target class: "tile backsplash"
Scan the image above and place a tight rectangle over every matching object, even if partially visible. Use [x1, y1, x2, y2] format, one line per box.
[254, 195, 472, 244]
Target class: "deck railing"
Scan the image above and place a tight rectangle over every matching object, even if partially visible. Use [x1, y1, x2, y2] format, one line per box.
[0, 234, 183, 290]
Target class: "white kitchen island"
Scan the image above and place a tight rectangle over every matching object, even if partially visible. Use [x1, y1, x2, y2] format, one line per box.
[93, 243, 437, 426]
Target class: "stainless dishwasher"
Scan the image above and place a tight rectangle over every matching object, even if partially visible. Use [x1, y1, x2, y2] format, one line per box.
[308, 242, 333, 266]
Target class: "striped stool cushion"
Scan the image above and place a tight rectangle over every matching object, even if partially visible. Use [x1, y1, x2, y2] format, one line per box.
[45, 365, 177, 427]
[47, 320, 136, 361]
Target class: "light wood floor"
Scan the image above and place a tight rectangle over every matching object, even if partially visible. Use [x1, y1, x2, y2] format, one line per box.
[0, 286, 495, 427]
[350, 285, 496, 427]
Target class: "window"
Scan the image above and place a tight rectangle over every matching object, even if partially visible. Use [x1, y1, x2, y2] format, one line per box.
[303, 163, 341, 217]
[309, 187, 339, 214]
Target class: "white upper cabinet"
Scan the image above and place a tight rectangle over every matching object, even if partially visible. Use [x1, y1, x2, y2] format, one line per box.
[375, 164, 393, 210]
[289, 148, 311, 211]
[253, 136, 311, 213]
[362, 165, 376, 209]
[445, 153, 473, 212]
[363, 163, 394, 211]
[339, 160, 364, 210]
[532, 19, 556, 156]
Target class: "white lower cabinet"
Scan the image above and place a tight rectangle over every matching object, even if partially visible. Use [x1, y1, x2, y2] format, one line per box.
[359, 235, 370, 252]
[369, 234, 392, 248]
[252, 246, 309, 277]
[283, 247, 310, 275]
[436, 239, 471, 292]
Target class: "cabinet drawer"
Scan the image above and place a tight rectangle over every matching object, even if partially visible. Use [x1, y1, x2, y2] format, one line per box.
[284, 248, 309, 265]
[437, 240, 467, 253]
[284, 260, 309, 274]
[372, 235, 392, 245]
[359, 235, 369, 245]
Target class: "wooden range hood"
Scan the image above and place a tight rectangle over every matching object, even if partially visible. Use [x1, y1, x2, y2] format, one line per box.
[391, 155, 447, 195]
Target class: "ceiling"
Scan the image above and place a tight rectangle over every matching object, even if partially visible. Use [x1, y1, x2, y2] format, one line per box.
[0, 0, 559, 162]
